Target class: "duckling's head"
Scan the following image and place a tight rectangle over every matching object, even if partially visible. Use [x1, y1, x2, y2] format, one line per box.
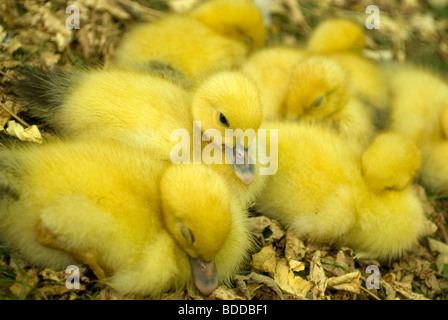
[160, 164, 233, 295]
[362, 132, 422, 193]
[189, 0, 267, 51]
[285, 57, 349, 122]
[191, 71, 264, 185]
[307, 19, 366, 54]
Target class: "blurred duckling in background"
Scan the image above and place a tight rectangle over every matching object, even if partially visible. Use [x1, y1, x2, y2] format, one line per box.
[241, 45, 309, 119]
[14, 67, 266, 206]
[0, 139, 252, 296]
[305, 18, 390, 129]
[256, 121, 428, 261]
[284, 56, 376, 149]
[385, 63, 448, 195]
[342, 131, 426, 260]
[307, 18, 366, 54]
[113, 0, 267, 79]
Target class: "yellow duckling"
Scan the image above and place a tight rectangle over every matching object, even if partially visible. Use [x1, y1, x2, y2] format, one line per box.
[241, 45, 309, 119]
[306, 18, 390, 125]
[14, 67, 265, 205]
[242, 49, 381, 149]
[0, 139, 252, 296]
[307, 18, 366, 54]
[341, 132, 427, 260]
[385, 63, 448, 194]
[113, 0, 267, 78]
[285, 56, 377, 149]
[256, 121, 427, 261]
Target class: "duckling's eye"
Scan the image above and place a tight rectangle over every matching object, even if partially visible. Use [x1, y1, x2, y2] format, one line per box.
[311, 96, 325, 108]
[218, 112, 229, 127]
[243, 35, 253, 46]
[180, 224, 195, 243]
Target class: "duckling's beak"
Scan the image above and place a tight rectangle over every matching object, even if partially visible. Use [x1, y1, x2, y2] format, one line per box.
[188, 256, 218, 296]
[224, 139, 255, 185]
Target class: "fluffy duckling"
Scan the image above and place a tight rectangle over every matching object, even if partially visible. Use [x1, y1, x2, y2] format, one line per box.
[242, 49, 381, 148]
[341, 132, 427, 260]
[241, 45, 309, 119]
[14, 67, 265, 205]
[255, 121, 362, 244]
[256, 121, 427, 261]
[0, 139, 252, 296]
[113, 0, 266, 78]
[285, 56, 377, 149]
[385, 63, 448, 194]
[307, 19, 366, 54]
[305, 18, 389, 125]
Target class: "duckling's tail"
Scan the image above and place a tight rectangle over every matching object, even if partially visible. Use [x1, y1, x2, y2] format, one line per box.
[12, 67, 77, 125]
[0, 150, 21, 204]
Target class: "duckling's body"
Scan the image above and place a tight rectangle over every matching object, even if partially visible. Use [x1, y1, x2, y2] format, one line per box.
[0, 139, 251, 296]
[256, 121, 427, 260]
[385, 64, 448, 194]
[113, 0, 266, 78]
[15, 67, 265, 206]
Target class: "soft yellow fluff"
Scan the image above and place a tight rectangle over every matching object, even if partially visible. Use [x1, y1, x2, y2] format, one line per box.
[241, 45, 309, 119]
[113, 0, 266, 78]
[188, 0, 266, 51]
[0, 139, 252, 297]
[326, 52, 390, 122]
[256, 121, 427, 261]
[285, 56, 377, 149]
[241, 47, 382, 149]
[307, 19, 366, 54]
[385, 63, 448, 194]
[361, 131, 422, 192]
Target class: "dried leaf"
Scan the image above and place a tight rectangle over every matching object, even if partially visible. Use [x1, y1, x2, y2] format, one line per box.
[274, 258, 310, 297]
[5, 120, 43, 144]
[233, 272, 284, 300]
[327, 271, 361, 294]
[284, 228, 307, 261]
[250, 244, 277, 275]
[308, 250, 328, 300]
[428, 238, 448, 272]
[10, 268, 39, 298]
[209, 286, 244, 300]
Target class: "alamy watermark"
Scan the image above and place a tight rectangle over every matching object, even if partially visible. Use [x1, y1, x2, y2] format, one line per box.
[366, 5, 380, 30]
[170, 121, 278, 176]
[65, 5, 80, 29]
[365, 265, 380, 289]
[65, 265, 80, 289]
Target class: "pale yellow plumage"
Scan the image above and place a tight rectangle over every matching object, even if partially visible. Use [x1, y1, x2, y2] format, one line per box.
[307, 19, 366, 54]
[285, 56, 377, 149]
[241, 46, 309, 119]
[0, 139, 252, 296]
[256, 121, 427, 261]
[385, 63, 448, 194]
[113, 0, 266, 79]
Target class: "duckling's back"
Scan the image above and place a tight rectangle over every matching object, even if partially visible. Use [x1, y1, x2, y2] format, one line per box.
[0, 139, 166, 269]
[113, 15, 248, 78]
